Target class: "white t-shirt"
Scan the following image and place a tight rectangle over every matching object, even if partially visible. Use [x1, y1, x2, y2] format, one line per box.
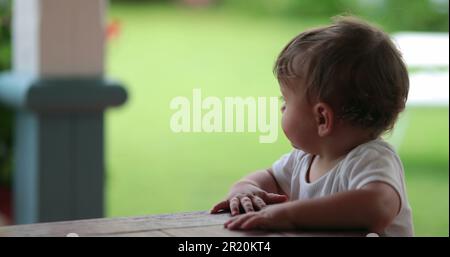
[272, 138, 414, 237]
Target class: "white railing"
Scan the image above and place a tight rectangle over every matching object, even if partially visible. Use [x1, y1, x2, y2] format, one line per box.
[393, 32, 449, 106]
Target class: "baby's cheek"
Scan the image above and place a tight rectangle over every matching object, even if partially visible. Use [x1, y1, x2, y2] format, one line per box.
[282, 112, 308, 149]
[281, 113, 296, 140]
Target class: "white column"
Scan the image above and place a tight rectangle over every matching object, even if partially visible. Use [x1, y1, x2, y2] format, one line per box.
[13, 0, 105, 76]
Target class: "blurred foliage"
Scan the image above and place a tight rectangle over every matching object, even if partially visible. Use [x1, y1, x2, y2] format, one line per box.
[0, 0, 11, 70]
[113, 0, 449, 32]
[221, 0, 449, 32]
[0, 0, 12, 188]
[0, 108, 12, 188]
[348, 0, 449, 32]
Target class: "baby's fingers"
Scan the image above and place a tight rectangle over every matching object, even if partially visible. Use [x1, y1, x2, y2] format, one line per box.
[241, 215, 266, 230]
[210, 200, 229, 214]
[263, 193, 288, 204]
[240, 196, 255, 213]
[251, 195, 266, 210]
[225, 213, 255, 230]
[229, 197, 241, 216]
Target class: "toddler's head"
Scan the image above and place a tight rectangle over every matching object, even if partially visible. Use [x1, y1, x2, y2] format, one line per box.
[275, 16, 409, 151]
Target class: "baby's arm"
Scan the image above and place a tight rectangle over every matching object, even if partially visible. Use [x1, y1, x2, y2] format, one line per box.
[225, 181, 400, 234]
[286, 182, 400, 233]
[210, 168, 288, 216]
[241, 168, 286, 195]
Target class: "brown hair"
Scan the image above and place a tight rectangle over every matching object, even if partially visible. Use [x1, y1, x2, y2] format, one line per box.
[274, 16, 409, 137]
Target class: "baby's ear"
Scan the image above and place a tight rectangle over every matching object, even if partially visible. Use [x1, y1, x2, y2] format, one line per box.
[313, 102, 334, 137]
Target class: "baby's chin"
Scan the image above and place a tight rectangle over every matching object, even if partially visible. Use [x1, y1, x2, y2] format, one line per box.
[290, 142, 302, 150]
[291, 143, 317, 156]
[290, 142, 311, 153]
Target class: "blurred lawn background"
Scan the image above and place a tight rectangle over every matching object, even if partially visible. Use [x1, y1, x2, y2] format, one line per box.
[105, 0, 448, 236]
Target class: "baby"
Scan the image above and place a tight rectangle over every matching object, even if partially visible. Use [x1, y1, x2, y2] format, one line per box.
[211, 16, 413, 236]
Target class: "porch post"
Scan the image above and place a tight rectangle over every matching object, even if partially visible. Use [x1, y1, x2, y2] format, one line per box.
[0, 0, 127, 224]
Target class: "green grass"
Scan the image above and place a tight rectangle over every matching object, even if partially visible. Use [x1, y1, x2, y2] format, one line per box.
[105, 3, 449, 236]
[395, 107, 449, 236]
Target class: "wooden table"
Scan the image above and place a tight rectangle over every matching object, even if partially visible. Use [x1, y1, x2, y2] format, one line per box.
[0, 211, 365, 237]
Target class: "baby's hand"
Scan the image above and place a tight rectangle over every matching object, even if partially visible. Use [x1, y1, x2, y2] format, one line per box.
[224, 202, 295, 230]
[210, 181, 288, 216]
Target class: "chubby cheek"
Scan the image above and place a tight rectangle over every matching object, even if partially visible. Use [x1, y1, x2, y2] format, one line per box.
[281, 108, 316, 150]
[281, 111, 301, 145]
